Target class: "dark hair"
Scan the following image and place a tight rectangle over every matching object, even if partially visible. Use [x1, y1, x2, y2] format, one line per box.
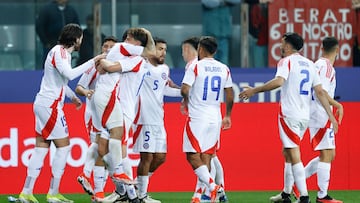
[121, 29, 128, 42]
[199, 36, 217, 55]
[104, 36, 118, 43]
[322, 37, 339, 53]
[283, 32, 304, 51]
[182, 36, 200, 50]
[154, 37, 167, 45]
[127, 28, 148, 47]
[58, 23, 83, 48]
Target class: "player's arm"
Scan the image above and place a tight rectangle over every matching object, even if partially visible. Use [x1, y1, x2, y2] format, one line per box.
[66, 86, 82, 110]
[180, 83, 191, 115]
[325, 91, 344, 124]
[222, 87, 234, 130]
[314, 85, 338, 133]
[98, 59, 122, 73]
[141, 28, 156, 58]
[75, 85, 94, 100]
[239, 76, 284, 100]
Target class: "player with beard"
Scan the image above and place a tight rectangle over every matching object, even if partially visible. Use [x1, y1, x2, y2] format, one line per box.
[133, 37, 181, 203]
[18, 23, 104, 203]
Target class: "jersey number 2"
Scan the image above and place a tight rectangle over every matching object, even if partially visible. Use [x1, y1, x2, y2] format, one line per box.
[299, 69, 309, 95]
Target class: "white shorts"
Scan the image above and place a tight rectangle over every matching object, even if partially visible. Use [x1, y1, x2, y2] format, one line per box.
[278, 116, 308, 148]
[133, 125, 167, 153]
[34, 104, 68, 140]
[93, 87, 123, 130]
[309, 126, 335, 151]
[182, 118, 220, 154]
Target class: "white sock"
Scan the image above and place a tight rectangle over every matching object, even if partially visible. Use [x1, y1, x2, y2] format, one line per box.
[283, 162, 294, 194]
[194, 165, 216, 191]
[292, 162, 308, 196]
[122, 157, 133, 178]
[137, 175, 149, 199]
[126, 185, 138, 200]
[48, 177, 61, 195]
[108, 138, 123, 175]
[22, 147, 49, 194]
[317, 162, 331, 198]
[213, 156, 225, 187]
[93, 166, 105, 193]
[102, 153, 113, 175]
[115, 182, 126, 195]
[48, 146, 70, 195]
[83, 143, 98, 178]
[304, 157, 319, 178]
[193, 178, 205, 198]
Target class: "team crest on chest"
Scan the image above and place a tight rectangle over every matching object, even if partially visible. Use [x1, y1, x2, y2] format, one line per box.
[161, 72, 167, 80]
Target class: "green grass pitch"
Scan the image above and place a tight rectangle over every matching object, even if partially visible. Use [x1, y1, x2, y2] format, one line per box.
[2, 191, 360, 203]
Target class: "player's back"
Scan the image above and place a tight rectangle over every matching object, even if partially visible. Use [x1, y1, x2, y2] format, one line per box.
[187, 58, 231, 122]
[35, 45, 71, 107]
[310, 57, 336, 127]
[277, 53, 319, 121]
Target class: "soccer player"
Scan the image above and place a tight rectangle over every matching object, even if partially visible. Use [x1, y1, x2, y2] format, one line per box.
[304, 37, 344, 203]
[75, 36, 118, 196]
[239, 32, 338, 203]
[182, 36, 200, 71]
[133, 37, 181, 203]
[18, 23, 104, 203]
[97, 28, 156, 203]
[181, 36, 228, 202]
[181, 36, 234, 203]
[91, 28, 154, 203]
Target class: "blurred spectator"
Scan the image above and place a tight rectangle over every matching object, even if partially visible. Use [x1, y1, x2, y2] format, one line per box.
[245, 0, 273, 68]
[77, 14, 105, 66]
[202, 0, 241, 66]
[353, 0, 360, 66]
[36, 0, 79, 68]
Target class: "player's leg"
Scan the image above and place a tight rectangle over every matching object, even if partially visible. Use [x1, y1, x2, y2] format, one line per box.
[311, 127, 342, 202]
[47, 137, 72, 203]
[19, 135, 50, 203]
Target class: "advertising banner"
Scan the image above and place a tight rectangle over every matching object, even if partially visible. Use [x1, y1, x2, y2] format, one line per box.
[1, 103, 359, 194]
[268, 0, 355, 67]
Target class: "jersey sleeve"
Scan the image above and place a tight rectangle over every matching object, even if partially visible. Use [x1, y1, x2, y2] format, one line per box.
[55, 47, 94, 80]
[275, 57, 290, 80]
[77, 66, 96, 88]
[311, 62, 322, 87]
[224, 67, 233, 88]
[182, 63, 197, 87]
[118, 56, 144, 73]
[107, 42, 144, 61]
[316, 61, 332, 92]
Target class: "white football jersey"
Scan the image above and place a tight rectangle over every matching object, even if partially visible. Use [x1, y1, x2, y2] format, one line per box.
[182, 58, 233, 123]
[276, 53, 321, 121]
[309, 57, 336, 128]
[35, 45, 94, 108]
[95, 42, 144, 92]
[135, 63, 172, 125]
[77, 66, 99, 122]
[118, 56, 147, 121]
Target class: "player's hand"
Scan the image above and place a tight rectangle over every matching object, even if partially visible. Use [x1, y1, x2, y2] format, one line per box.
[71, 96, 82, 110]
[335, 103, 344, 125]
[180, 99, 188, 115]
[96, 59, 106, 74]
[94, 53, 106, 63]
[86, 89, 95, 100]
[239, 86, 254, 101]
[222, 116, 231, 130]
